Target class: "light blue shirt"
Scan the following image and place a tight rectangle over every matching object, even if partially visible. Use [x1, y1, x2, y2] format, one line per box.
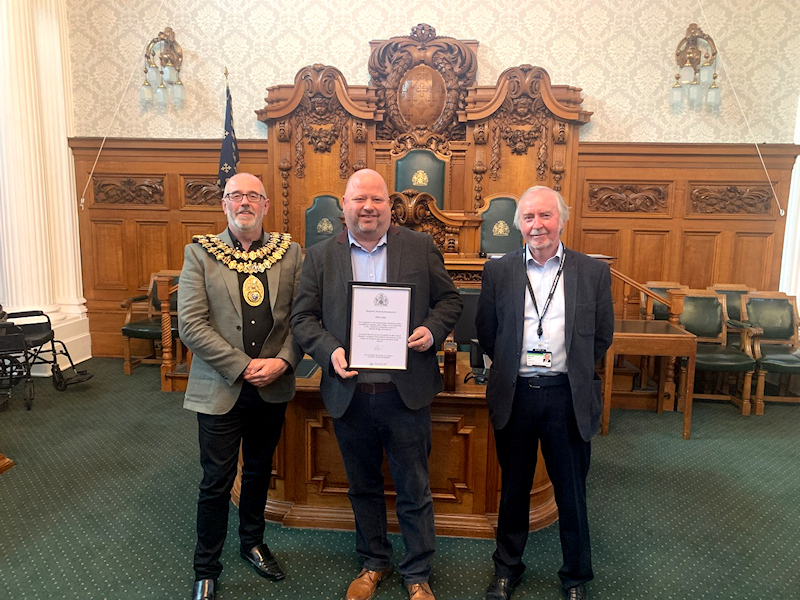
[348, 231, 389, 383]
[348, 231, 388, 283]
[518, 242, 567, 376]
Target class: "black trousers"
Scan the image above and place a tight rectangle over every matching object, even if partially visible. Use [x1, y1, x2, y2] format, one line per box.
[493, 377, 592, 591]
[332, 387, 435, 585]
[193, 385, 286, 580]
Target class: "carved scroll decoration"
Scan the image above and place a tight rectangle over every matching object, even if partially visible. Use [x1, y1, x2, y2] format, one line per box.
[489, 66, 554, 181]
[291, 64, 352, 180]
[391, 190, 459, 253]
[390, 131, 452, 157]
[451, 271, 482, 283]
[369, 24, 477, 142]
[184, 179, 223, 206]
[690, 185, 772, 214]
[93, 177, 164, 205]
[473, 160, 487, 209]
[588, 184, 669, 213]
[278, 158, 292, 233]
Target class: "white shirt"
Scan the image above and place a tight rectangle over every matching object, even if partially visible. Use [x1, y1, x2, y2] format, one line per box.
[518, 242, 567, 376]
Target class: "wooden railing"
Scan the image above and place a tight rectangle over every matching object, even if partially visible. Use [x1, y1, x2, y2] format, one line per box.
[609, 266, 687, 323]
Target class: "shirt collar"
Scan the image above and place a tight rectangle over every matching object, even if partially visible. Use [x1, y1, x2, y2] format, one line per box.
[348, 231, 388, 252]
[228, 228, 264, 250]
[525, 241, 564, 268]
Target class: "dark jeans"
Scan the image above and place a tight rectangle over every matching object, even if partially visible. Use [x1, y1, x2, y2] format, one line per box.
[193, 386, 286, 580]
[333, 387, 435, 585]
[493, 379, 592, 591]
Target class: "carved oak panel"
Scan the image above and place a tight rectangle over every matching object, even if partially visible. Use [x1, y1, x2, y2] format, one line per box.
[587, 183, 669, 214]
[688, 184, 772, 215]
[92, 176, 164, 206]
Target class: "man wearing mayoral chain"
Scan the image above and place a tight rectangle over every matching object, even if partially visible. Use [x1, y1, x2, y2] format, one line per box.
[178, 172, 303, 600]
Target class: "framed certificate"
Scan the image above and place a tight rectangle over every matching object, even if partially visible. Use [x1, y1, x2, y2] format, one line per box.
[347, 282, 415, 370]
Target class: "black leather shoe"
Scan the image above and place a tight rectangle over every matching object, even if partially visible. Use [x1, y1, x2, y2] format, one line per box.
[564, 583, 587, 600]
[240, 543, 285, 580]
[485, 574, 522, 600]
[191, 578, 216, 600]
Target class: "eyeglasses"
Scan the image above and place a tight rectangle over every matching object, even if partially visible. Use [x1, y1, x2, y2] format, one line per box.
[224, 191, 265, 203]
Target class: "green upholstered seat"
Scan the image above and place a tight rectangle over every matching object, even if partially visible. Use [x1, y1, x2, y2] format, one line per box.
[479, 197, 522, 255]
[305, 195, 343, 248]
[394, 149, 446, 209]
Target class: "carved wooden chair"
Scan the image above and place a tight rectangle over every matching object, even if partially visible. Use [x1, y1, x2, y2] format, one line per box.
[676, 290, 758, 415]
[740, 292, 800, 415]
[477, 195, 522, 256]
[121, 272, 181, 374]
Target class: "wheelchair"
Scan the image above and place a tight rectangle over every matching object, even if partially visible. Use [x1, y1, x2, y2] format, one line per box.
[0, 308, 92, 411]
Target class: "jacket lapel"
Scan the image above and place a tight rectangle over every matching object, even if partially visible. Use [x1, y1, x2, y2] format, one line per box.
[512, 247, 527, 354]
[335, 229, 353, 291]
[387, 225, 402, 283]
[563, 248, 577, 354]
[267, 257, 280, 312]
[218, 229, 243, 319]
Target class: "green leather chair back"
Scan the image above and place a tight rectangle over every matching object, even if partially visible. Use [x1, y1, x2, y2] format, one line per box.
[394, 149, 446, 209]
[679, 295, 725, 341]
[480, 197, 522, 255]
[305, 195, 344, 248]
[744, 297, 796, 341]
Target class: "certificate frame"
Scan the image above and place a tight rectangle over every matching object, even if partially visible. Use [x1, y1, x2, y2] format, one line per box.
[346, 281, 415, 371]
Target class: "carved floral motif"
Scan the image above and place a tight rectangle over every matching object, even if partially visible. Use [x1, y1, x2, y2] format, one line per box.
[93, 177, 164, 205]
[185, 179, 222, 206]
[588, 184, 668, 213]
[390, 190, 459, 253]
[690, 185, 772, 214]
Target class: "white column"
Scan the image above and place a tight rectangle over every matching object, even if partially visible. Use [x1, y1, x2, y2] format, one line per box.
[0, 0, 91, 368]
[35, 0, 87, 318]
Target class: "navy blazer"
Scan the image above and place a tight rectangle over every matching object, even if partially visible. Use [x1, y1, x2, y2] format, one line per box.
[290, 225, 463, 419]
[476, 246, 614, 441]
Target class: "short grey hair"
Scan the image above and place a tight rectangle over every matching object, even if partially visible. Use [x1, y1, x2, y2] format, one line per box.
[513, 186, 570, 230]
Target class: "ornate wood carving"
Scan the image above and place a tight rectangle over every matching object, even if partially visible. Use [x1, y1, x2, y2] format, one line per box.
[184, 179, 222, 206]
[369, 24, 477, 142]
[690, 185, 772, 214]
[473, 161, 487, 209]
[489, 66, 554, 181]
[390, 131, 452, 157]
[92, 177, 164, 205]
[391, 190, 460, 253]
[290, 64, 352, 180]
[451, 270, 483, 283]
[588, 183, 669, 213]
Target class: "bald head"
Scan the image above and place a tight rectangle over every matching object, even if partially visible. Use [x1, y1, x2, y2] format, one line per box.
[342, 169, 391, 249]
[222, 173, 269, 243]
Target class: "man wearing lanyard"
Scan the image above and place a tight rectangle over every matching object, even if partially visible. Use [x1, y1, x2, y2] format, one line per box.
[476, 186, 614, 600]
[291, 169, 462, 600]
[179, 173, 303, 600]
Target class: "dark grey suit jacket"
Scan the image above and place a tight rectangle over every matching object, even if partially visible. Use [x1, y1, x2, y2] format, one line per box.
[290, 225, 463, 419]
[476, 246, 614, 441]
[178, 229, 304, 415]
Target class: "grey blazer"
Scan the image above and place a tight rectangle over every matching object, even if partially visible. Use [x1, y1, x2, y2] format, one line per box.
[178, 229, 304, 414]
[476, 246, 614, 441]
[290, 225, 463, 419]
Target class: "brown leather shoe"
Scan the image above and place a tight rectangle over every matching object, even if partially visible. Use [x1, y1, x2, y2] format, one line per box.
[406, 581, 435, 600]
[345, 567, 392, 600]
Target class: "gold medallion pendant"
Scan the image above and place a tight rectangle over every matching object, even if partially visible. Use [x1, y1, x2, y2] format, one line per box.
[243, 274, 264, 307]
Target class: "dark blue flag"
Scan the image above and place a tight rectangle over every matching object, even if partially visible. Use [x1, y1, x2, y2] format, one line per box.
[217, 76, 239, 190]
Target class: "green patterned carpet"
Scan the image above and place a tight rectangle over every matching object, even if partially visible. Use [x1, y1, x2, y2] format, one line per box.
[1, 358, 798, 599]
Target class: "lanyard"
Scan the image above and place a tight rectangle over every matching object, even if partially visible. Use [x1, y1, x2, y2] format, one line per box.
[524, 250, 565, 339]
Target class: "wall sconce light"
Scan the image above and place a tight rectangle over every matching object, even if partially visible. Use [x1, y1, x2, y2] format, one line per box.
[670, 23, 720, 111]
[140, 27, 184, 109]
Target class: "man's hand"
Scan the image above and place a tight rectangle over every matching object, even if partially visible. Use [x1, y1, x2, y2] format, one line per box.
[408, 326, 434, 353]
[331, 347, 358, 379]
[243, 358, 288, 387]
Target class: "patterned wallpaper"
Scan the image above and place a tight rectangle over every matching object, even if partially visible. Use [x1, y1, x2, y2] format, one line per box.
[65, 0, 800, 143]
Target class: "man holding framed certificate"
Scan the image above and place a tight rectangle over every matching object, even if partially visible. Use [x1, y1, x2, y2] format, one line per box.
[291, 169, 462, 600]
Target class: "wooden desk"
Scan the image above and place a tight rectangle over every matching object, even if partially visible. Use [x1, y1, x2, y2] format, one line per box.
[603, 320, 697, 440]
[232, 354, 558, 539]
